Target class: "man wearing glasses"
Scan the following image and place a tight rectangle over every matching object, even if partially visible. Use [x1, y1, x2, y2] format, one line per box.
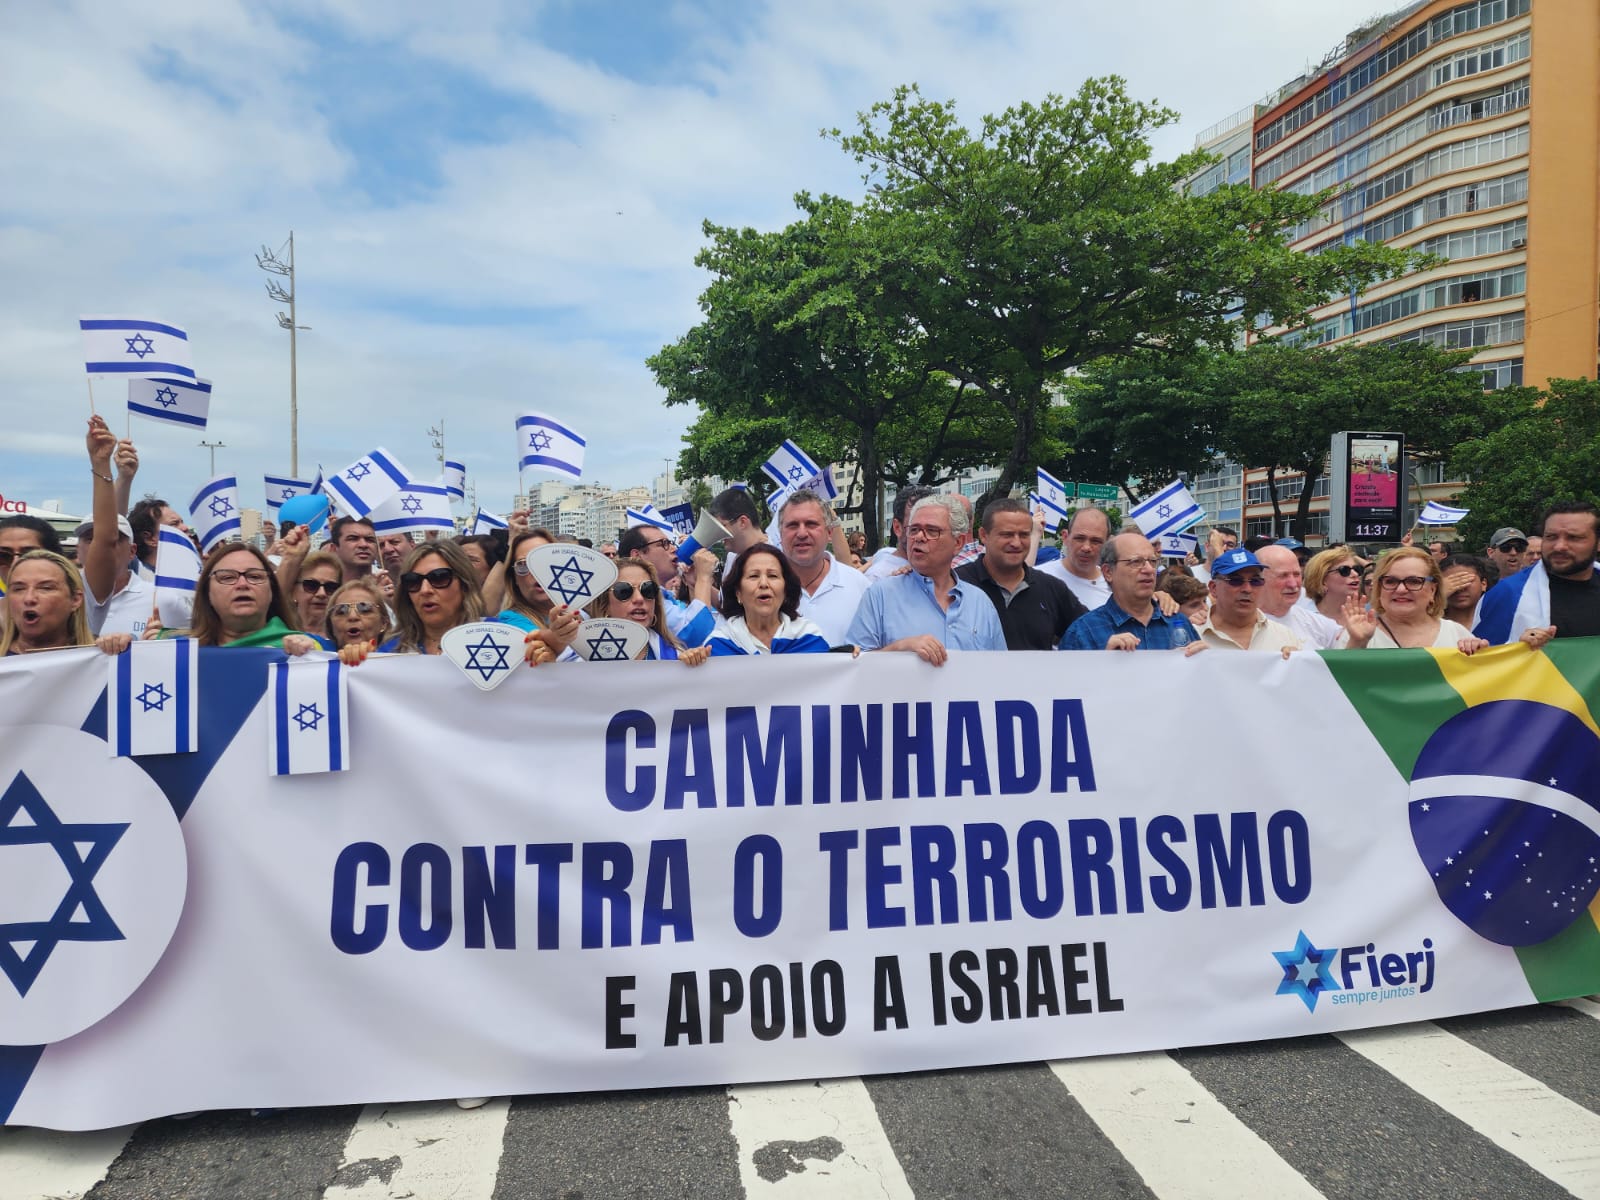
[1200, 549, 1302, 653]
[617, 525, 717, 647]
[1484, 527, 1530, 583]
[1059, 531, 1198, 651]
[847, 494, 1005, 663]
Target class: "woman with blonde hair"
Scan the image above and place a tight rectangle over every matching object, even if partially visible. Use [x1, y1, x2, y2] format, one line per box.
[322, 577, 392, 651]
[529, 557, 707, 666]
[1, 550, 94, 655]
[1343, 546, 1488, 654]
[1303, 546, 1367, 628]
[291, 548, 344, 635]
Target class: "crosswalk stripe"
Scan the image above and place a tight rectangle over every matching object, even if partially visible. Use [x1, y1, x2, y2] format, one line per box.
[0, 1124, 134, 1200]
[1562, 996, 1600, 1022]
[322, 1099, 510, 1200]
[1048, 1053, 1325, 1200]
[727, 1077, 915, 1198]
[1338, 1022, 1600, 1200]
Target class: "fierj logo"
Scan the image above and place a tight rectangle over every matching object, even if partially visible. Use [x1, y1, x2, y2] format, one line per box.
[1272, 930, 1436, 1013]
[0, 726, 187, 1046]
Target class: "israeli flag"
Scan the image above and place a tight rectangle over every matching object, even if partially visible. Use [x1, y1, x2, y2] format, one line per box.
[626, 504, 674, 533]
[267, 658, 349, 776]
[1027, 492, 1059, 534]
[1130, 478, 1204, 539]
[517, 411, 586, 484]
[1158, 531, 1200, 558]
[108, 639, 199, 758]
[1419, 500, 1470, 526]
[264, 474, 313, 514]
[1036, 468, 1071, 528]
[443, 460, 466, 501]
[370, 480, 454, 535]
[326, 447, 411, 517]
[762, 440, 823, 490]
[81, 316, 195, 379]
[658, 502, 695, 536]
[128, 376, 211, 428]
[153, 527, 202, 629]
[189, 475, 242, 553]
[471, 509, 509, 535]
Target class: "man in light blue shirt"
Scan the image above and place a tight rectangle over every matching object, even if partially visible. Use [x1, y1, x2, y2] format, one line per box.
[846, 494, 1006, 663]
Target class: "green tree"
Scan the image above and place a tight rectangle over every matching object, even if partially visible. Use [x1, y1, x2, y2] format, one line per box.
[1448, 378, 1600, 548]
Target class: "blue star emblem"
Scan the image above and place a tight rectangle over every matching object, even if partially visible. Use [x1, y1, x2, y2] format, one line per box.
[1157, 503, 1173, 519]
[545, 554, 595, 605]
[400, 495, 423, 515]
[124, 333, 155, 358]
[586, 628, 633, 661]
[527, 430, 554, 452]
[279, 487, 296, 501]
[208, 495, 233, 519]
[1272, 931, 1336, 1012]
[346, 462, 372, 482]
[787, 465, 805, 482]
[153, 386, 179, 408]
[0, 772, 128, 997]
[462, 633, 512, 682]
[136, 681, 170, 712]
[292, 702, 323, 732]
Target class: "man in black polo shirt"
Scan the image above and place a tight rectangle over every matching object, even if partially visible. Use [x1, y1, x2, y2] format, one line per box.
[957, 498, 1086, 650]
[1542, 501, 1600, 640]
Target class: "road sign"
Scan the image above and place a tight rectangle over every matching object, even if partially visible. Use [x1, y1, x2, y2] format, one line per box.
[1075, 483, 1119, 501]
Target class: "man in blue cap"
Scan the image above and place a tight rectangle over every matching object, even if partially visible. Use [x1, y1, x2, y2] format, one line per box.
[1201, 548, 1303, 653]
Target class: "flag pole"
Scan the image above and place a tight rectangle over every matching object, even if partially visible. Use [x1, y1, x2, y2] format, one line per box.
[86, 374, 96, 416]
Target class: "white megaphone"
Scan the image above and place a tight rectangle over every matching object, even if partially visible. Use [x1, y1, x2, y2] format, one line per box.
[676, 510, 732, 563]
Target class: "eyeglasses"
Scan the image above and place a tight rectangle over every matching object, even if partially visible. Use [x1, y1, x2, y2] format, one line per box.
[611, 580, 659, 601]
[401, 567, 458, 594]
[0, 546, 39, 566]
[1217, 574, 1266, 588]
[1379, 575, 1433, 592]
[905, 525, 951, 541]
[299, 578, 340, 596]
[332, 601, 379, 617]
[1331, 564, 1363, 578]
[1116, 557, 1161, 570]
[1495, 541, 1528, 553]
[211, 568, 270, 586]
[638, 538, 672, 552]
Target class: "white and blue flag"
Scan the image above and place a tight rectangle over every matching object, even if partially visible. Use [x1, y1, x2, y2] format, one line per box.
[108, 639, 199, 758]
[326, 447, 411, 517]
[626, 504, 674, 533]
[153, 527, 202, 629]
[471, 509, 509, 535]
[189, 475, 242, 553]
[128, 376, 211, 428]
[1036, 468, 1071, 531]
[762, 440, 838, 500]
[1130, 478, 1204, 539]
[267, 658, 349, 777]
[81, 316, 195, 379]
[517, 411, 586, 484]
[1157, 531, 1200, 558]
[264, 475, 314, 514]
[658, 502, 695, 536]
[1418, 500, 1470, 526]
[371, 480, 454, 535]
[443, 460, 466, 501]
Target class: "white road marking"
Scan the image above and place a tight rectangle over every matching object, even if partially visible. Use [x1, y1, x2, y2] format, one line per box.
[1339, 1022, 1600, 1199]
[1049, 1052, 1324, 1199]
[0, 1123, 134, 1200]
[727, 1077, 915, 1198]
[1560, 995, 1600, 1022]
[323, 1098, 510, 1200]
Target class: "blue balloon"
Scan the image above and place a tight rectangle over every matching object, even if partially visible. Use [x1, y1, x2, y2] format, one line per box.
[279, 493, 330, 536]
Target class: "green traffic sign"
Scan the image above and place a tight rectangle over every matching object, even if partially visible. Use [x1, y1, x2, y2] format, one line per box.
[1075, 483, 1119, 501]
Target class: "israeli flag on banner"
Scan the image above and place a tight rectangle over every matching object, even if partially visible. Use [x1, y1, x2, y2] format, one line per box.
[1419, 500, 1470, 525]
[1158, 531, 1200, 558]
[267, 658, 349, 776]
[108, 639, 199, 757]
[1130, 478, 1204, 539]
[658, 502, 695, 535]
[370, 480, 454, 535]
[81, 316, 195, 379]
[626, 504, 674, 533]
[1036, 468, 1071, 525]
[443, 460, 466, 501]
[189, 475, 242, 552]
[471, 509, 508, 535]
[517, 411, 586, 484]
[128, 376, 211, 428]
[326, 447, 411, 517]
[153, 527, 202, 629]
[264, 474, 313, 514]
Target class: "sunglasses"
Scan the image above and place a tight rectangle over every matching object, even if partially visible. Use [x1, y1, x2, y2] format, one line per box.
[1331, 564, 1363, 578]
[332, 601, 379, 617]
[1217, 574, 1266, 588]
[299, 578, 341, 596]
[611, 580, 659, 601]
[1496, 542, 1528, 553]
[401, 567, 458, 594]
[0, 547, 23, 566]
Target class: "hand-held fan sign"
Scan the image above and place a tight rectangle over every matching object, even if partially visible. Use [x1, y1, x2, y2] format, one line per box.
[523, 544, 618, 611]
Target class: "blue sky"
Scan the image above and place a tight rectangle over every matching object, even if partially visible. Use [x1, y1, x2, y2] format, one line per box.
[0, 0, 1341, 519]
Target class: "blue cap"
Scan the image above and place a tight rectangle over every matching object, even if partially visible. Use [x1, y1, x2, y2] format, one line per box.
[1275, 537, 1304, 550]
[1210, 548, 1263, 577]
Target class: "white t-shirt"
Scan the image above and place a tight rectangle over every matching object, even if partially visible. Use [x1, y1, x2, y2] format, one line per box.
[1038, 559, 1112, 609]
[862, 547, 906, 581]
[1367, 618, 1474, 649]
[83, 571, 154, 638]
[797, 554, 871, 645]
[1264, 602, 1341, 649]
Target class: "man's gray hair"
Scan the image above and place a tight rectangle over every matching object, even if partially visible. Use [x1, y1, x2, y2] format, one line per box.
[908, 493, 970, 538]
[778, 489, 827, 521]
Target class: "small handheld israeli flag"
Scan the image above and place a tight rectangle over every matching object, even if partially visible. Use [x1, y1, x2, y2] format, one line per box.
[1036, 468, 1071, 531]
[128, 376, 211, 428]
[443, 460, 466, 501]
[626, 504, 674, 533]
[1130, 478, 1204, 539]
[658, 502, 695, 536]
[81, 316, 195, 379]
[762, 440, 823, 490]
[517, 411, 586, 484]
[153, 527, 202, 629]
[108, 639, 199, 757]
[371, 480, 454, 535]
[1027, 492, 1056, 533]
[471, 508, 509, 535]
[1418, 500, 1470, 526]
[1158, 531, 1199, 558]
[326, 447, 411, 517]
[189, 475, 242, 552]
[264, 474, 314, 515]
[267, 658, 349, 776]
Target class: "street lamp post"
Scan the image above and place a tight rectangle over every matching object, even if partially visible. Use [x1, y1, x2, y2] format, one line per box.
[256, 232, 310, 475]
[200, 440, 226, 476]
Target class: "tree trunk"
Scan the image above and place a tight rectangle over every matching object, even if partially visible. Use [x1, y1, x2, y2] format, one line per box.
[1293, 458, 1322, 542]
[977, 391, 1037, 526]
[857, 426, 883, 548]
[1266, 466, 1284, 537]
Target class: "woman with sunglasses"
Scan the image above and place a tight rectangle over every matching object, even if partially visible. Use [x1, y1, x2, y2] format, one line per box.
[1, 550, 96, 656]
[1303, 547, 1368, 630]
[292, 549, 344, 634]
[568, 559, 709, 665]
[342, 540, 485, 663]
[708, 544, 829, 656]
[322, 578, 392, 650]
[1341, 546, 1489, 653]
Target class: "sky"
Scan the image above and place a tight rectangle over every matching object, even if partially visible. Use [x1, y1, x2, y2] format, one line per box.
[0, 0, 1355, 519]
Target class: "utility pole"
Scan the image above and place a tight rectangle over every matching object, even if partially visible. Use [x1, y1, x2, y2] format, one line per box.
[256, 232, 309, 475]
[200, 440, 226, 476]
[429, 420, 446, 472]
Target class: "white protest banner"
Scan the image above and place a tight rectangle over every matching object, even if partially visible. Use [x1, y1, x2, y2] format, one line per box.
[2, 643, 1598, 1130]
